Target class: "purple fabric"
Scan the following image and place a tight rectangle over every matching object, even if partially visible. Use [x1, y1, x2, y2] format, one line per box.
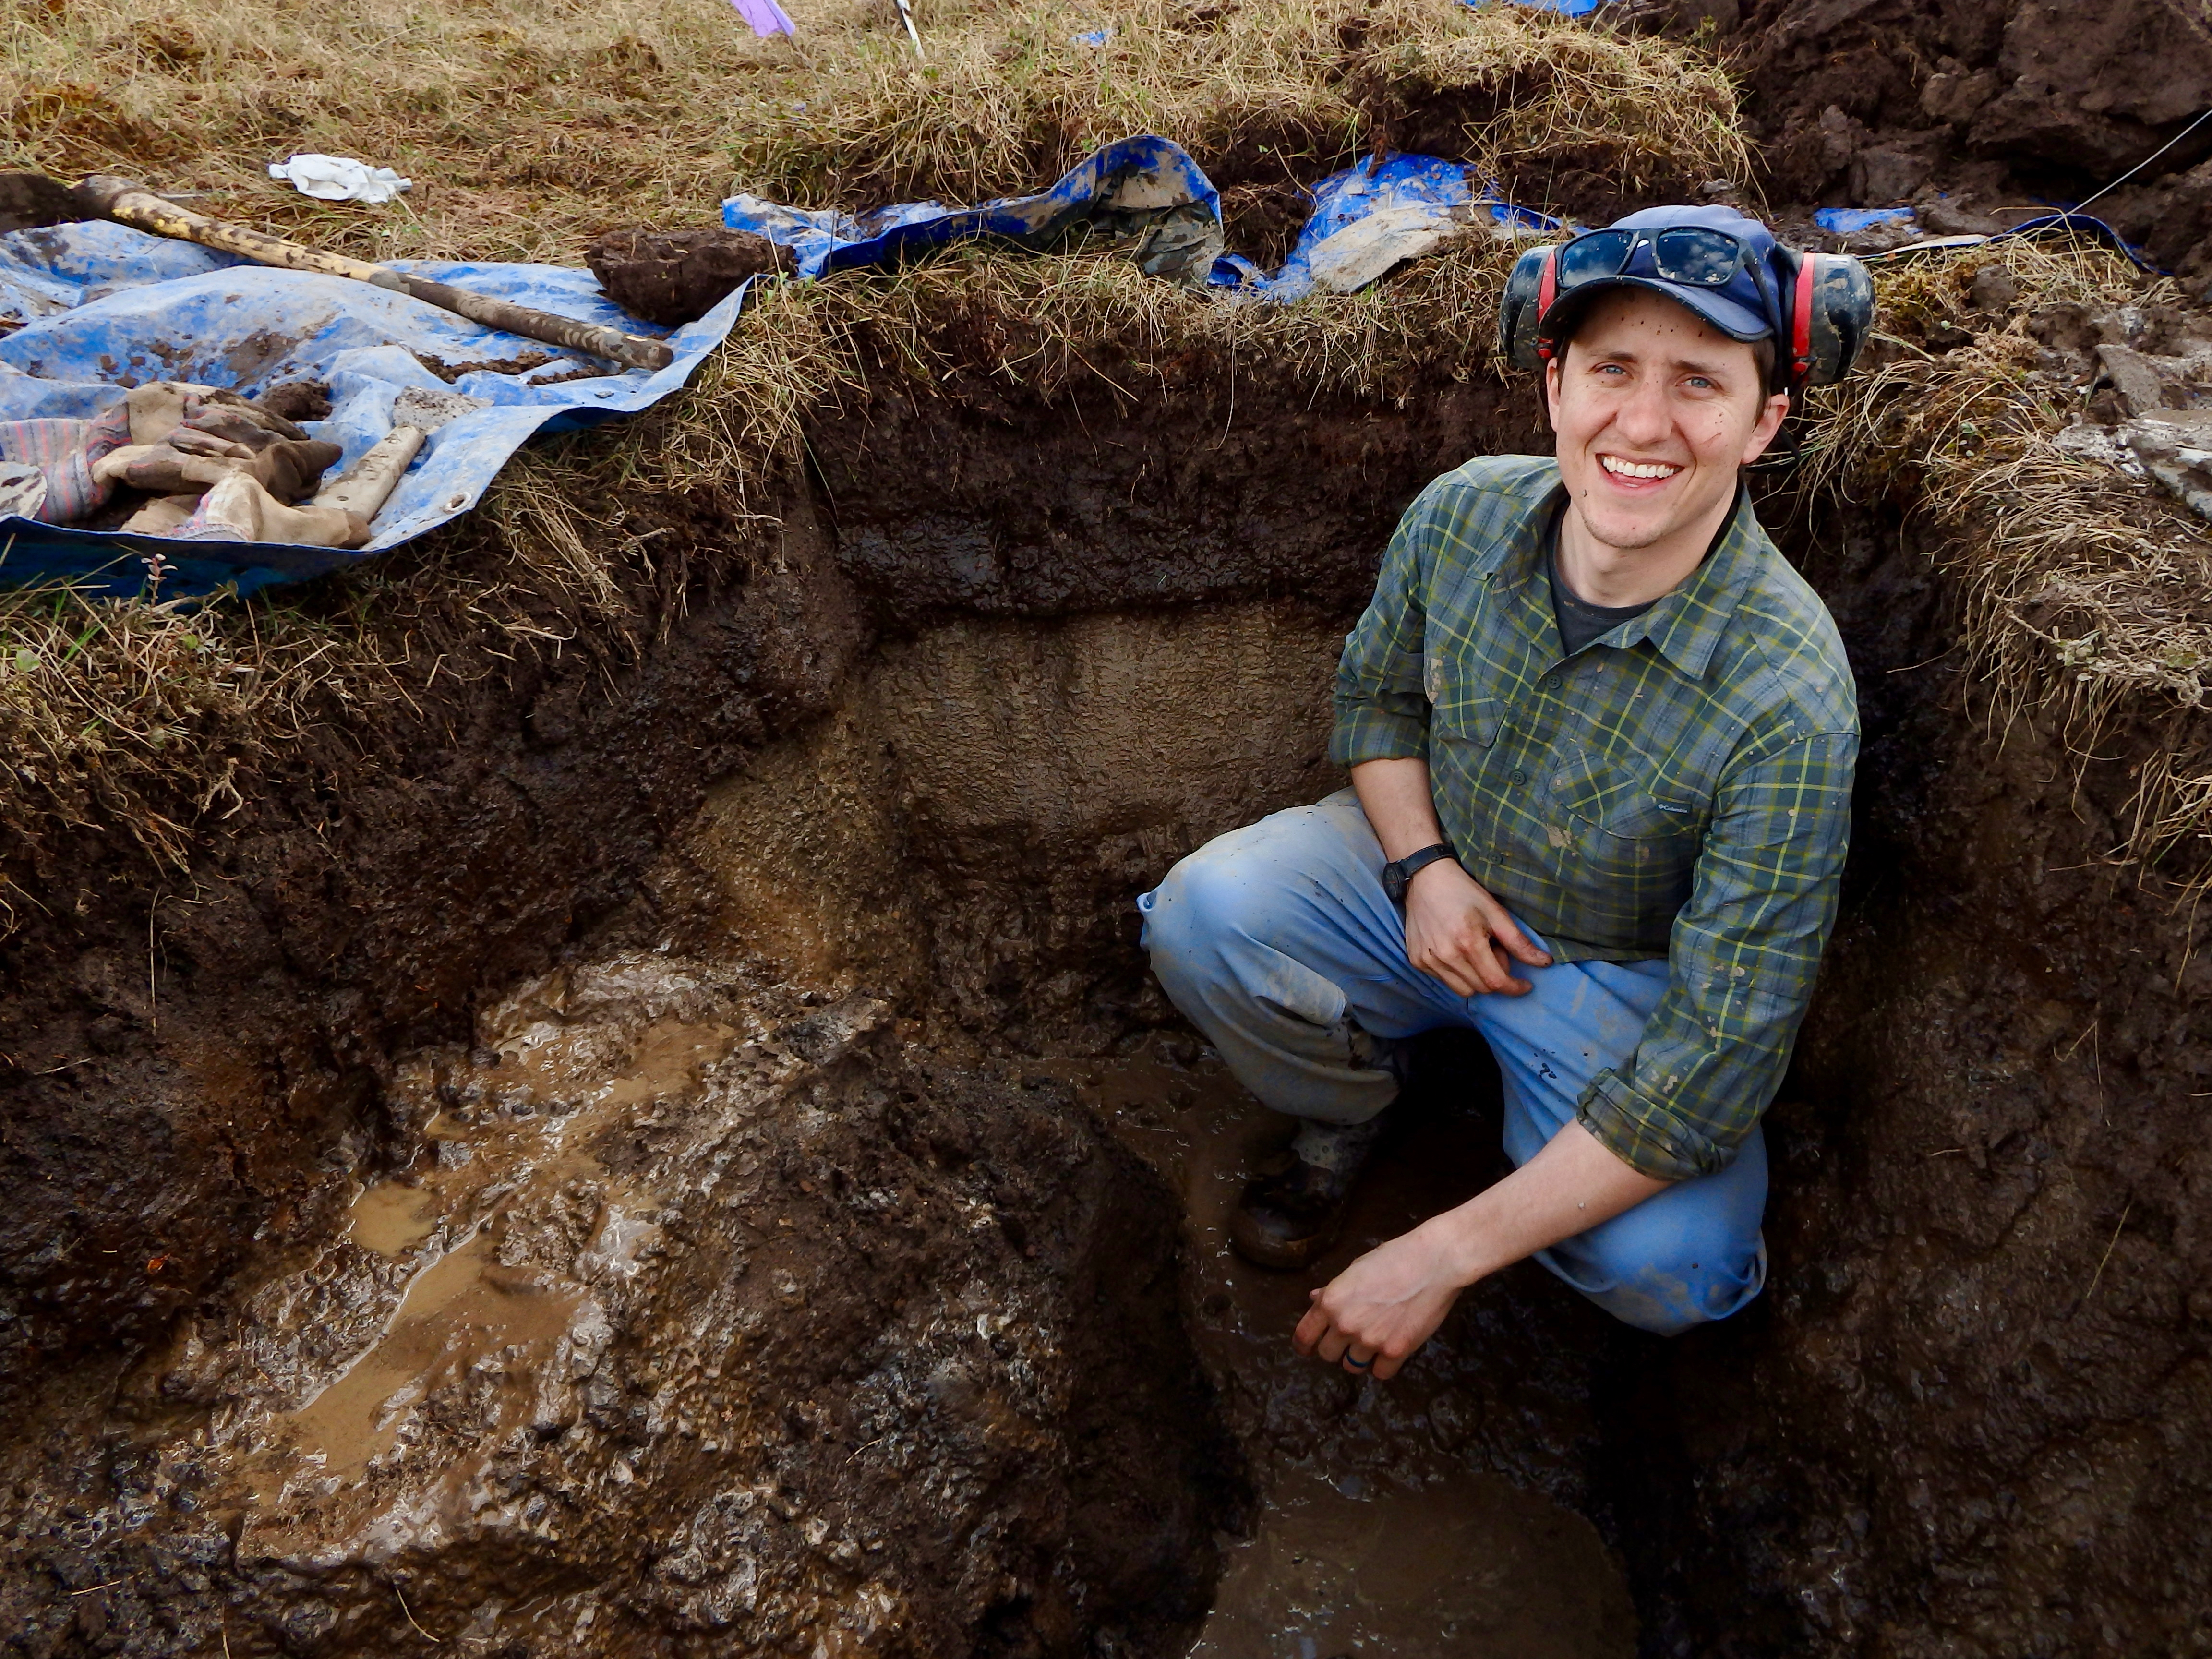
[729, 0, 795, 36]
[0, 403, 131, 524]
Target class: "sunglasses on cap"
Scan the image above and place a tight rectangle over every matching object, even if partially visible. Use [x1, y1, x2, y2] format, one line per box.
[1554, 226, 1768, 292]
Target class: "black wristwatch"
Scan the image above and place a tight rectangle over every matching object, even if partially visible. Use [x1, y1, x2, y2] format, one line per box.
[1382, 842, 1457, 905]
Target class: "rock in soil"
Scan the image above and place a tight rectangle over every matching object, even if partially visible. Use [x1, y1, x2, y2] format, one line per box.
[587, 227, 795, 327]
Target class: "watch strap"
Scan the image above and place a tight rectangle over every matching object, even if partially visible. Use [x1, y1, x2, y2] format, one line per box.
[1382, 842, 1457, 904]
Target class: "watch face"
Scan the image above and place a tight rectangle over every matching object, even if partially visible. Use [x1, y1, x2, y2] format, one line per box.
[1383, 866, 1408, 905]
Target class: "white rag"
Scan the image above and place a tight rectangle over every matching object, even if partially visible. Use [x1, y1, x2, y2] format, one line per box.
[267, 154, 413, 206]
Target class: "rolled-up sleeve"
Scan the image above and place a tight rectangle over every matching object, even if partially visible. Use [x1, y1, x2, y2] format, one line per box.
[1576, 726, 1858, 1180]
[1331, 483, 1444, 767]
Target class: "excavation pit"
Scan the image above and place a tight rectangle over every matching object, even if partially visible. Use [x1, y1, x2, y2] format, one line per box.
[4, 268, 2210, 1657]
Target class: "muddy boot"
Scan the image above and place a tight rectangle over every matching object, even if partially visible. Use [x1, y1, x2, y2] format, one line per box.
[1230, 1113, 1387, 1271]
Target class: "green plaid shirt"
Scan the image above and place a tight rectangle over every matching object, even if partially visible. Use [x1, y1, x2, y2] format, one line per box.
[1332, 456, 1858, 1180]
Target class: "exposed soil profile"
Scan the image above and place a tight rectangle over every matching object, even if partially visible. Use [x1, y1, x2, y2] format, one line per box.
[9, 2, 2212, 1652]
[5, 325, 2207, 1654]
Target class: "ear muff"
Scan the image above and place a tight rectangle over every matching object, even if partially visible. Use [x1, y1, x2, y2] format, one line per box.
[1785, 250, 1875, 388]
[1500, 244, 1555, 372]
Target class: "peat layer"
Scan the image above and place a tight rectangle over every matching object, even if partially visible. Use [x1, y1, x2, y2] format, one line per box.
[2, 317, 2209, 1657]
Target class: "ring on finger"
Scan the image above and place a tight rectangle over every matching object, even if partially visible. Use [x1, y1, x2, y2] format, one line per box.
[1343, 1351, 1372, 1370]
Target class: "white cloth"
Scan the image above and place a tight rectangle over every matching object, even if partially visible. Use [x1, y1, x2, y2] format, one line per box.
[267, 155, 412, 206]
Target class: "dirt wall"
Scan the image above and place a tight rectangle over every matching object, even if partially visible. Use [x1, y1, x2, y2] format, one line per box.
[1727, 0, 2212, 269]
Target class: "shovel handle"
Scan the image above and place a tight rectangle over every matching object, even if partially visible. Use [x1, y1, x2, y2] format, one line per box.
[73, 175, 674, 373]
[77, 176, 405, 289]
[396, 276, 673, 373]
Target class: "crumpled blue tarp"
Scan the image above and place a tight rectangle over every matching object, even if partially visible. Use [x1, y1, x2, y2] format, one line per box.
[725, 134, 1226, 281]
[1211, 154, 1558, 301]
[727, 137, 1558, 307]
[1824, 207, 2162, 271]
[0, 222, 745, 598]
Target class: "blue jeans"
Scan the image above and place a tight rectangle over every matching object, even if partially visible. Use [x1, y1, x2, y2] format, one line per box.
[1138, 789, 1767, 1335]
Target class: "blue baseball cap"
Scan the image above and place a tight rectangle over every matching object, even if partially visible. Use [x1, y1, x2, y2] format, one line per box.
[1537, 203, 1791, 349]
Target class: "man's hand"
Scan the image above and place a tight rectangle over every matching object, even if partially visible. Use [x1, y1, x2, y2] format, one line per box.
[1349, 755, 1551, 996]
[1292, 1220, 1468, 1380]
[1403, 857, 1551, 997]
[1293, 1122, 1670, 1380]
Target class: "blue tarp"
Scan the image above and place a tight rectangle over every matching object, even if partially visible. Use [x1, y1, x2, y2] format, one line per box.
[724, 134, 1227, 282]
[1211, 154, 1558, 301]
[1817, 206, 2161, 270]
[727, 137, 1557, 306]
[0, 223, 744, 598]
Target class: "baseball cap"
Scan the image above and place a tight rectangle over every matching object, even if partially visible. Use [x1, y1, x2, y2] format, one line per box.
[1535, 204, 1793, 353]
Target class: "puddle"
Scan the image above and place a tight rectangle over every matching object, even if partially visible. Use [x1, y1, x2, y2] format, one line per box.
[244, 995, 751, 1512]
[347, 1180, 436, 1257]
[1057, 1049, 1636, 1659]
[1193, 1469, 1637, 1659]
[281, 1228, 581, 1483]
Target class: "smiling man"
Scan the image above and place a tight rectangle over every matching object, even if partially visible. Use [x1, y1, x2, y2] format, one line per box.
[1139, 205, 1871, 1373]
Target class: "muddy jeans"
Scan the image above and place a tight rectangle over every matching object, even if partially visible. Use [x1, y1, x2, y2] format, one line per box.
[1137, 789, 1767, 1336]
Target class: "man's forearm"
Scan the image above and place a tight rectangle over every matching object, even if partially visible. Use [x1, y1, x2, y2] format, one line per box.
[1293, 1118, 1670, 1378]
[1426, 1119, 1667, 1283]
[1350, 757, 1447, 862]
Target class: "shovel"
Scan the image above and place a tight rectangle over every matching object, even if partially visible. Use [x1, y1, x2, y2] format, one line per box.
[1, 172, 674, 373]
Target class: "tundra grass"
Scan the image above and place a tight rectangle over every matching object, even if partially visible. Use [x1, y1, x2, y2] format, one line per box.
[1802, 239, 2212, 887]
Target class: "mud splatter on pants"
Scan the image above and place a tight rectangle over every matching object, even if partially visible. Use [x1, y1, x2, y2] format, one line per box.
[1139, 788, 1767, 1336]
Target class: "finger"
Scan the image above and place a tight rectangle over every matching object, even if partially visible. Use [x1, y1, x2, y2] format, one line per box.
[1478, 901, 1552, 968]
[1459, 930, 1527, 996]
[1410, 941, 1482, 999]
[1341, 1346, 1376, 1377]
[1368, 1347, 1407, 1382]
[1292, 1304, 1331, 1355]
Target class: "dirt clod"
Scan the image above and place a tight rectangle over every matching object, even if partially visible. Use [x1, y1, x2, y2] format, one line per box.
[586, 226, 794, 327]
[255, 380, 333, 425]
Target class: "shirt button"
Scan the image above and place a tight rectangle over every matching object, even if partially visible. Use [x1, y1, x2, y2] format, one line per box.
[1543, 673, 1562, 690]
[1510, 769, 1528, 785]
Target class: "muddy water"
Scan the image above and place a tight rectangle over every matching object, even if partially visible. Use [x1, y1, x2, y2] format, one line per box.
[156, 968, 762, 1568]
[1057, 1051, 1639, 1658]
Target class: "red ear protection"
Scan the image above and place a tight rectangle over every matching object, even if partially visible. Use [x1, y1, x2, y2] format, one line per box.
[1790, 252, 1817, 389]
[1535, 246, 1559, 360]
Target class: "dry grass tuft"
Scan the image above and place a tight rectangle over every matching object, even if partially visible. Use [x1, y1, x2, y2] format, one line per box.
[0, 577, 395, 925]
[1805, 238, 2212, 886]
[729, 0, 1746, 220]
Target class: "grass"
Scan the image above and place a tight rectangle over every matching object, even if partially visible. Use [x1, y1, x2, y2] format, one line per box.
[1802, 237, 2212, 887]
[0, 578, 394, 928]
[1, 0, 1746, 265]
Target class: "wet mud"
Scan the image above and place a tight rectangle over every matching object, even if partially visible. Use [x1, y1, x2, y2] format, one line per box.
[1066, 1050, 1640, 1659]
[5, 957, 1238, 1657]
